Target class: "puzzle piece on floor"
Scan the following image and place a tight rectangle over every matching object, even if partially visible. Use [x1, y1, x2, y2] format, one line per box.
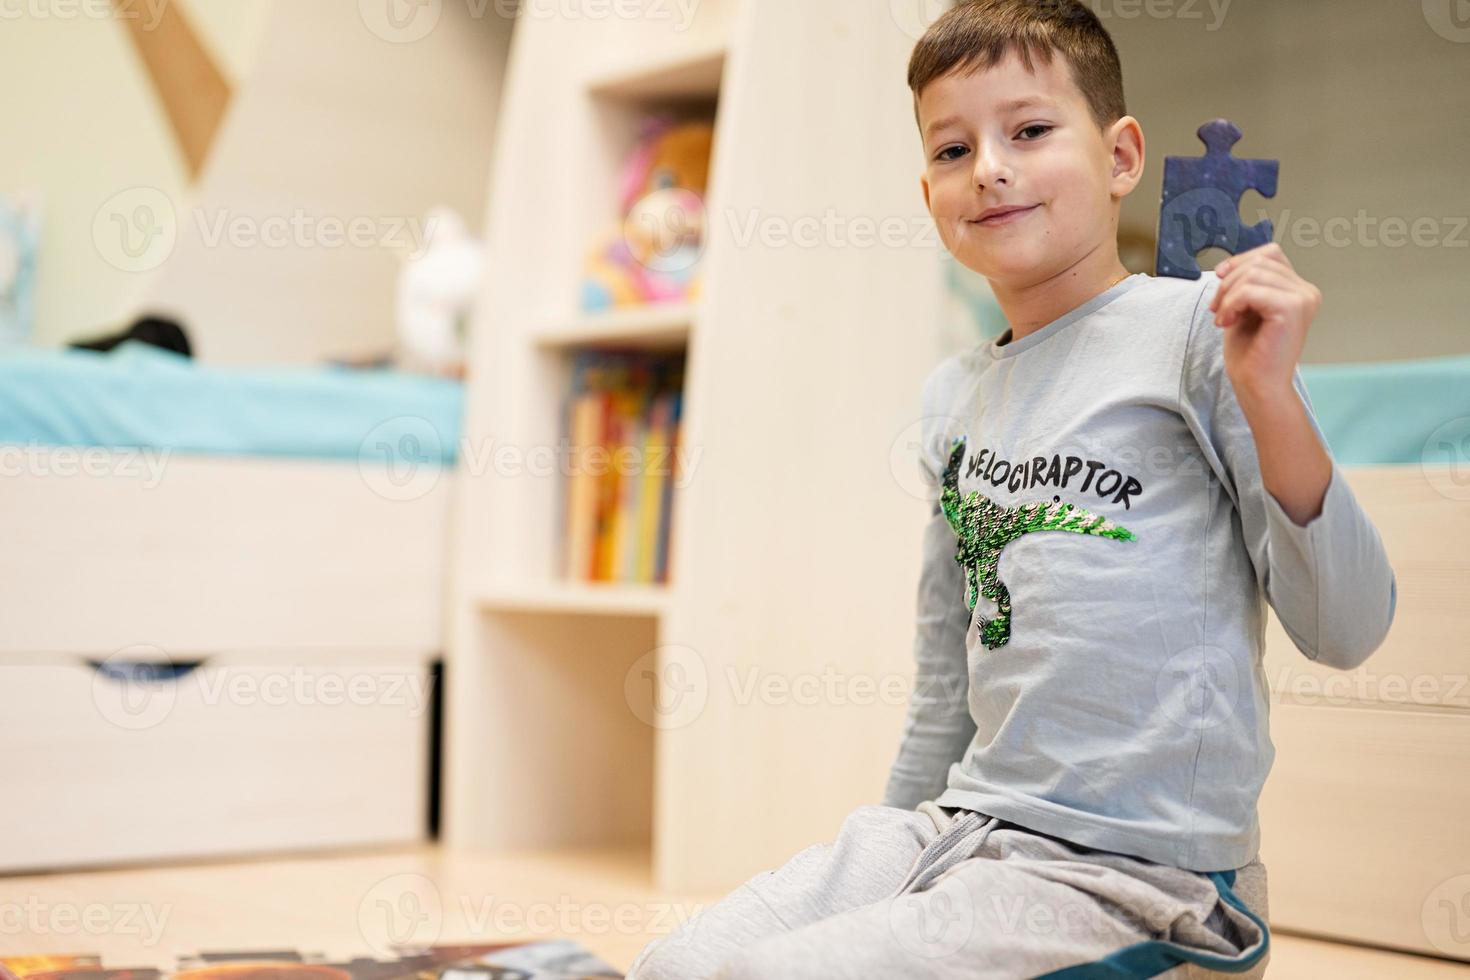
[1156, 119, 1279, 279]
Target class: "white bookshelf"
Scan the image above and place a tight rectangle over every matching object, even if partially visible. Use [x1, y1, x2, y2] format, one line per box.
[445, 0, 946, 893]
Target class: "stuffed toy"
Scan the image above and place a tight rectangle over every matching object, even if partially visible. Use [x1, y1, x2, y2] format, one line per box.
[581, 118, 714, 313]
[396, 206, 484, 377]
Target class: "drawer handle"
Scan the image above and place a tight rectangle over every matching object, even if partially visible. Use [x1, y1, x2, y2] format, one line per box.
[86, 659, 207, 683]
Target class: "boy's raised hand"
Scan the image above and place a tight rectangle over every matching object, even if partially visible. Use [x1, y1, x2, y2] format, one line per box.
[1207, 242, 1322, 401]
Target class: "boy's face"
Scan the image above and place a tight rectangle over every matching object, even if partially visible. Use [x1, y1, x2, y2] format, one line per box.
[917, 48, 1141, 286]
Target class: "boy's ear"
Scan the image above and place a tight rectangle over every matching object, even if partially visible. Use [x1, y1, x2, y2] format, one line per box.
[920, 172, 933, 215]
[1108, 115, 1145, 197]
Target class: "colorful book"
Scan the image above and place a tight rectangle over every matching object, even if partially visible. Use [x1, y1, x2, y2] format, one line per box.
[561, 349, 685, 586]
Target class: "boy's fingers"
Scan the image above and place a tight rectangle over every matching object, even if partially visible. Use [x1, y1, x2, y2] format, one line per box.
[1217, 260, 1287, 310]
[1216, 281, 1297, 327]
[1210, 257, 1297, 311]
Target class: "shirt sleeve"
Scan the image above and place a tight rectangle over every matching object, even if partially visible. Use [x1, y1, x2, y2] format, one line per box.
[1178, 274, 1398, 672]
[882, 370, 977, 810]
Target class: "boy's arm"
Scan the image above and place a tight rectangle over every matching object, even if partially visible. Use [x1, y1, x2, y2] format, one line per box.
[1182, 246, 1397, 670]
[882, 395, 976, 811]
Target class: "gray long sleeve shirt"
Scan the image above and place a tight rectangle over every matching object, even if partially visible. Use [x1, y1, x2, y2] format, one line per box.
[882, 270, 1397, 872]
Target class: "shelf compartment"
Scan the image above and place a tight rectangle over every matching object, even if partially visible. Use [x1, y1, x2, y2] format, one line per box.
[586, 43, 726, 102]
[478, 580, 670, 618]
[531, 303, 694, 350]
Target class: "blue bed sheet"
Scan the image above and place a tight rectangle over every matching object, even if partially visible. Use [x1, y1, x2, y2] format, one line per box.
[0, 341, 464, 464]
[1299, 354, 1470, 466]
[1, 342, 1463, 467]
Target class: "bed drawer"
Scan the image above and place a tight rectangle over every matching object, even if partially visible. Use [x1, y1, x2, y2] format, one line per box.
[0, 649, 432, 873]
[0, 454, 453, 654]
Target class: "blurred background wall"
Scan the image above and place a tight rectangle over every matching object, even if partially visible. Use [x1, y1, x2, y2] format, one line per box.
[0, 0, 512, 363]
[0, 0, 273, 351]
[3, 0, 1463, 365]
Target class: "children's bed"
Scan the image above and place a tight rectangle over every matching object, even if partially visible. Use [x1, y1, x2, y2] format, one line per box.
[0, 343, 464, 872]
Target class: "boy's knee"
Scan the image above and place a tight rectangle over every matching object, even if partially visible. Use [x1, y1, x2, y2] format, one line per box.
[627, 919, 739, 980]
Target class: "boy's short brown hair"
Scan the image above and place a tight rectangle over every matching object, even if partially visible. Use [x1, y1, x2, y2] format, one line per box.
[909, 0, 1127, 133]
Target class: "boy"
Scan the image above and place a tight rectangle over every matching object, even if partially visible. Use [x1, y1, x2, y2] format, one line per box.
[629, 1, 1396, 976]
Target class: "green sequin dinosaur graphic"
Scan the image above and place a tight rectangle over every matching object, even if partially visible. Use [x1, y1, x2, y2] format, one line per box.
[940, 436, 1137, 650]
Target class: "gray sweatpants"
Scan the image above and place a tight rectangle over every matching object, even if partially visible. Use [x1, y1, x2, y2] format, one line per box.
[628, 802, 1270, 979]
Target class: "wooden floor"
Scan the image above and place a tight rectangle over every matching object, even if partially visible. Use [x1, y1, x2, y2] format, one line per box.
[1, 845, 1467, 978]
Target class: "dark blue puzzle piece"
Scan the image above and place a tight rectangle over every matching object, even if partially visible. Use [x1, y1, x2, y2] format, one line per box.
[1156, 119, 1279, 280]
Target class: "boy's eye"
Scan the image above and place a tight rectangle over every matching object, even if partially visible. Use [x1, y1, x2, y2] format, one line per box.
[935, 144, 970, 163]
[1018, 124, 1052, 140]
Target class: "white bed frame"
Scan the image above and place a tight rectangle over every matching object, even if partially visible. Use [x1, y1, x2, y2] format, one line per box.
[1257, 465, 1470, 960]
[0, 450, 454, 872]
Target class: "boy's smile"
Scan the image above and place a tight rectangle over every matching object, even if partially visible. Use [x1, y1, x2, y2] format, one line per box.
[915, 46, 1145, 334]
